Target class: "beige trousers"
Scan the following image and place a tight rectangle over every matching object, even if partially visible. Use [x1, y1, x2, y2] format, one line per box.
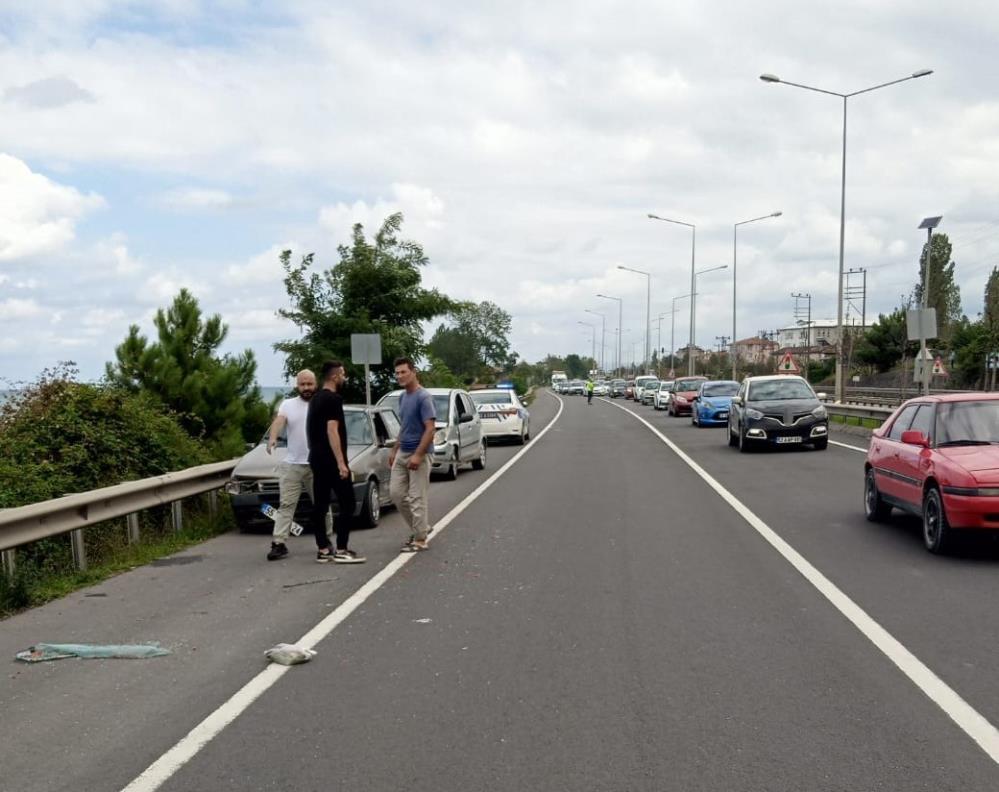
[274, 462, 332, 542]
[390, 451, 432, 541]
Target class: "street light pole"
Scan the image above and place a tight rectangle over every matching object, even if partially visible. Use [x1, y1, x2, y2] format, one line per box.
[918, 215, 943, 395]
[670, 293, 693, 375]
[648, 214, 696, 374]
[760, 68, 933, 402]
[578, 321, 596, 370]
[618, 265, 651, 374]
[733, 212, 782, 380]
[596, 293, 623, 377]
[584, 309, 606, 373]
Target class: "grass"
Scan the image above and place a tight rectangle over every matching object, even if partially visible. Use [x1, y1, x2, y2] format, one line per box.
[830, 414, 882, 430]
[1, 507, 233, 619]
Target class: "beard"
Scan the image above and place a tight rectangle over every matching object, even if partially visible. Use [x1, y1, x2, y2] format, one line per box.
[299, 389, 315, 401]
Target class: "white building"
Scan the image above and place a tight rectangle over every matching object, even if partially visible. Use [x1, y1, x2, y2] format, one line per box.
[776, 318, 869, 351]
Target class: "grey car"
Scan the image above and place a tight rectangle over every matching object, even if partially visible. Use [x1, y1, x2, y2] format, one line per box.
[727, 375, 829, 452]
[378, 387, 486, 480]
[226, 405, 400, 533]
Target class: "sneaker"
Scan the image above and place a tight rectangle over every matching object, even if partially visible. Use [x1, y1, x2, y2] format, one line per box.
[267, 542, 288, 561]
[333, 549, 366, 564]
[316, 548, 335, 563]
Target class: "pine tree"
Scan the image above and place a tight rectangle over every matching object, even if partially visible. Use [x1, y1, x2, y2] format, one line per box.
[912, 232, 962, 346]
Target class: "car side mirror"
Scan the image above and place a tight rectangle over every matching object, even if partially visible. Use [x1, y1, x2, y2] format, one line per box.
[731, 396, 742, 405]
[381, 438, 397, 449]
[816, 392, 828, 401]
[459, 413, 475, 423]
[901, 430, 930, 447]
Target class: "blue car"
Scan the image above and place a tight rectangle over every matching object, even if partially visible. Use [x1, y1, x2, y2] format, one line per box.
[692, 380, 740, 426]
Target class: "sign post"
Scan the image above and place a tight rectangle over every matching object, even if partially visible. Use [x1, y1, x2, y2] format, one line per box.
[350, 333, 382, 406]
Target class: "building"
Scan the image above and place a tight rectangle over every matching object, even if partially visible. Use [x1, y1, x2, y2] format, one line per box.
[775, 319, 869, 353]
[732, 336, 778, 365]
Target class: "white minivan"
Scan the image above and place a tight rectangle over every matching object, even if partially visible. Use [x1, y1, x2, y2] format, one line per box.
[633, 375, 659, 403]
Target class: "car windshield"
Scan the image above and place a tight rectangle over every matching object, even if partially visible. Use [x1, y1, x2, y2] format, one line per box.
[613, 380, 626, 386]
[675, 379, 704, 392]
[936, 401, 999, 445]
[748, 379, 815, 401]
[643, 381, 659, 390]
[471, 391, 514, 405]
[703, 382, 739, 397]
[659, 383, 672, 391]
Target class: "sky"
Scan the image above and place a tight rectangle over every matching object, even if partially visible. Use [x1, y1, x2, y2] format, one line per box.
[1, 0, 998, 387]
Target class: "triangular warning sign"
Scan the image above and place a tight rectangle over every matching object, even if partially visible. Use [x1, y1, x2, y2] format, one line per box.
[776, 352, 799, 374]
[667, 369, 675, 378]
[931, 356, 948, 377]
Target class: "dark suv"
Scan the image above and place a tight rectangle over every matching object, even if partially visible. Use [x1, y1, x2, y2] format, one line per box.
[727, 375, 828, 452]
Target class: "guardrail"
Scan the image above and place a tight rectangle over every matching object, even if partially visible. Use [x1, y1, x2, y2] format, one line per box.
[825, 403, 893, 423]
[842, 386, 977, 408]
[0, 459, 238, 569]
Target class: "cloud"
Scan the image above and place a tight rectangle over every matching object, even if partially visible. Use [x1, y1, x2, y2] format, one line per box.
[4, 76, 96, 108]
[159, 187, 234, 210]
[0, 298, 45, 320]
[318, 183, 446, 242]
[0, 154, 104, 262]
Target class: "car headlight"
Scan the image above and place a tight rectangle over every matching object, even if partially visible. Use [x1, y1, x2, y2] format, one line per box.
[225, 480, 248, 495]
[676, 396, 687, 404]
[434, 429, 446, 445]
[702, 401, 713, 410]
[812, 405, 827, 419]
[745, 408, 764, 420]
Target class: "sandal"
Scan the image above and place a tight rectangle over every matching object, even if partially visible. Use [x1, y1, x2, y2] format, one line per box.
[400, 541, 429, 553]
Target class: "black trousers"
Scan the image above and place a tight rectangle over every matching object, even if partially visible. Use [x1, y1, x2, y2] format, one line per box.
[310, 463, 356, 551]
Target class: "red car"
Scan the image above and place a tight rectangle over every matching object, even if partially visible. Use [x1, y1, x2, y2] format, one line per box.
[625, 381, 636, 400]
[864, 393, 999, 553]
[668, 376, 707, 416]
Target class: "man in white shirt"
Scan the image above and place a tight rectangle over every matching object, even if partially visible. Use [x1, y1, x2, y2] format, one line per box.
[265, 369, 332, 560]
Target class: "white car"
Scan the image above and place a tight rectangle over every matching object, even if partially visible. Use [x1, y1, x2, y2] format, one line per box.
[633, 375, 658, 403]
[653, 381, 674, 411]
[593, 382, 609, 397]
[470, 388, 530, 445]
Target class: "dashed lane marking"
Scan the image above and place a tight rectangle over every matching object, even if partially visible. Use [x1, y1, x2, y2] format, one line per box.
[606, 398, 999, 766]
[121, 393, 567, 792]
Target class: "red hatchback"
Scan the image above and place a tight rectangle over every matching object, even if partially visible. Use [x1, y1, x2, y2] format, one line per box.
[864, 393, 999, 553]
[668, 376, 707, 416]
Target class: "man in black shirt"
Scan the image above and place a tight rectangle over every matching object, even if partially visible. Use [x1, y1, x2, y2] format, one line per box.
[307, 360, 365, 564]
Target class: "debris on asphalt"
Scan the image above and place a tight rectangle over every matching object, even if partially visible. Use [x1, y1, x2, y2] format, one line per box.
[264, 643, 317, 665]
[15, 643, 172, 662]
[413, 618, 433, 624]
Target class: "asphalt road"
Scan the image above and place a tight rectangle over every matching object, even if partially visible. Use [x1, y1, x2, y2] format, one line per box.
[3, 390, 999, 791]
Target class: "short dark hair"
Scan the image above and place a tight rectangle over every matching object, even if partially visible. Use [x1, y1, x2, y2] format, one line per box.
[321, 360, 344, 382]
[393, 357, 415, 371]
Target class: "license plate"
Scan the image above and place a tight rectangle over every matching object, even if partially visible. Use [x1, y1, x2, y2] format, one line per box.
[776, 436, 802, 444]
[717, 412, 728, 419]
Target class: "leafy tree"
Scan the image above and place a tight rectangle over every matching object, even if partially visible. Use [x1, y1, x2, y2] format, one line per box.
[427, 324, 480, 383]
[951, 318, 989, 388]
[912, 232, 962, 346]
[105, 289, 269, 457]
[419, 355, 463, 389]
[853, 309, 917, 373]
[275, 212, 453, 400]
[453, 301, 512, 368]
[565, 354, 589, 379]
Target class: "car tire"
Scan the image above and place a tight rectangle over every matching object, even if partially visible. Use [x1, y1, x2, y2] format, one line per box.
[864, 468, 892, 522]
[691, 411, 697, 426]
[923, 486, 954, 554]
[812, 438, 828, 450]
[728, 422, 738, 447]
[472, 441, 486, 470]
[445, 450, 459, 481]
[738, 426, 751, 453]
[360, 479, 381, 528]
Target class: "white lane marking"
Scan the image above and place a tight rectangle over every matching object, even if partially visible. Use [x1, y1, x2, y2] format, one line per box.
[606, 398, 999, 765]
[121, 393, 567, 792]
[830, 439, 868, 453]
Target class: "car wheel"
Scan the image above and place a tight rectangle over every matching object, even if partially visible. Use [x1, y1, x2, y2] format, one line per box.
[738, 426, 751, 453]
[728, 421, 738, 447]
[472, 440, 487, 470]
[923, 486, 954, 554]
[360, 479, 381, 528]
[812, 438, 828, 450]
[445, 450, 459, 481]
[864, 468, 892, 522]
[691, 411, 698, 426]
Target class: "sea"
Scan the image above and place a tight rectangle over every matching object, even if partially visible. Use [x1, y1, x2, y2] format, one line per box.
[0, 387, 290, 410]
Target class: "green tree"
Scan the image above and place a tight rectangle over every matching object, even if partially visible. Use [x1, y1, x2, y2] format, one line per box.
[275, 212, 453, 400]
[565, 354, 589, 379]
[453, 301, 512, 368]
[419, 355, 464, 389]
[912, 232, 962, 346]
[105, 289, 269, 457]
[951, 318, 988, 388]
[427, 324, 480, 382]
[853, 309, 917, 373]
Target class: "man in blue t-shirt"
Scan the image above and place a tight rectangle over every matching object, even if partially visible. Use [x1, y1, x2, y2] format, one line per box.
[389, 357, 437, 552]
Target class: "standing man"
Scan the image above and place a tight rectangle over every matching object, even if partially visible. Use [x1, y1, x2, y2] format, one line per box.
[585, 377, 595, 405]
[390, 357, 436, 552]
[307, 360, 365, 564]
[265, 369, 332, 560]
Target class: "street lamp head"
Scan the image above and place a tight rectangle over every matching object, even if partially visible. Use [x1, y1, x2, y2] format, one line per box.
[912, 69, 933, 78]
[771, 211, 783, 217]
[616, 265, 625, 270]
[759, 73, 781, 83]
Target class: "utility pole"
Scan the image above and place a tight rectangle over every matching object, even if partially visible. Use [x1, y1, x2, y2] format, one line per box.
[792, 292, 812, 382]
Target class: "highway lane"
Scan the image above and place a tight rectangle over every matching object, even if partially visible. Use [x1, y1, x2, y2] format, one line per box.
[137, 391, 998, 791]
[609, 396, 999, 735]
[0, 391, 561, 792]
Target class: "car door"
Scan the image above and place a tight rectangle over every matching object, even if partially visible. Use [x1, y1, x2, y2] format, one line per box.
[459, 393, 480, 459]
[873, 404, 920, 504]
[731, 381, 748, 434]
[371, 410, 396, 495]
[892, 403, 934, 510]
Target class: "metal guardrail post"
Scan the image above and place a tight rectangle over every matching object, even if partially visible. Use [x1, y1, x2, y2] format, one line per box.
[1, 549, 15, 577]
[207, 490, 218, 520]
[70, 529, 87, 571]
[171, 500, 183, 533]
[126, 513, 140, 544]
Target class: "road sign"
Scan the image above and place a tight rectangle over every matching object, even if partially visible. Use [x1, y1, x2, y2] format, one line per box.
[776, 352, 799, 374]
[350, 333, 382, 364]
[906, 308, 938, 342]
[668, 369, 675, 378]
[931, 356, 948, 377]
